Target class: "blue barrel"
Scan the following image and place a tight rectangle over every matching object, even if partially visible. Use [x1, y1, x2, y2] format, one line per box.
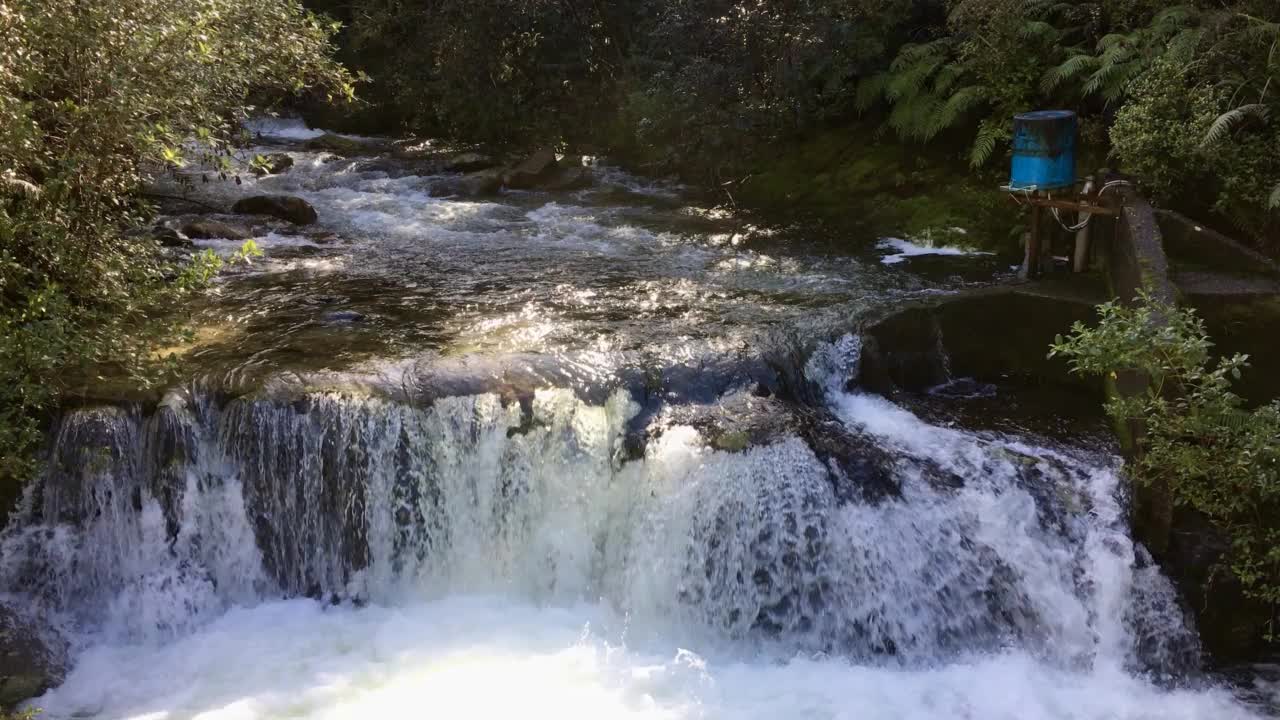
[1009, 110, 1077, 191]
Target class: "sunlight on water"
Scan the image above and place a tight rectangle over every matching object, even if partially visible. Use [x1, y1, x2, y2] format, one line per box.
[3, 132, 1271, 720]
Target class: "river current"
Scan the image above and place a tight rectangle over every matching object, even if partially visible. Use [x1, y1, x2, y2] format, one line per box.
[0, 120, 1271, 719]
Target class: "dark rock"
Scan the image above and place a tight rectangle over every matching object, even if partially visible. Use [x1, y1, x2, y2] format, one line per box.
[1159, 509, 1276, 664]
[444, 151, 497, 173]
[181, 219, 250, 241]
[232, 195, 318, 225]
[502, 148, 559, 189]
[540, 166, 594, 192]
[151, 225, 192, 248]
[303, 133, 365, 155]
[0, 605, 65, 708]
[428, 169, 503, 198]
[251, 153, 294, 176]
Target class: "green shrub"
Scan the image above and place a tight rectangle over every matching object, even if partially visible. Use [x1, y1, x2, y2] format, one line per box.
[0, 0, 350, 494]
[1051, 291, 1280, 623]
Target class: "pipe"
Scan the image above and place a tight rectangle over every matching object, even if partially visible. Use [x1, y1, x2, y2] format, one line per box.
[1073, 177, 1095, 273]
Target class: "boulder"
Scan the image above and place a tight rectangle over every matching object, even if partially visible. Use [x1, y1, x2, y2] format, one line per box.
[428, 169, 503, 198]
[302, 133, 365, 155]
[251, 153, 294, 176]
[232, 195, 318, 225]
[151, 225, 192, 248]
[540, 166, 594, 192]
[502, 148, 559, 189]
[181, 219, 250, 241]
[0, 605, 65, 708]
[444, 152, 497, 173]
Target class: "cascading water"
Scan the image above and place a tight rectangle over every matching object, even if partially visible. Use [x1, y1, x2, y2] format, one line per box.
[0, 121, 1271, 719]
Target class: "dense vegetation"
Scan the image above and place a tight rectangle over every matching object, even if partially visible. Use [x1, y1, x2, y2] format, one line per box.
[0, 0, 350, 495]
[311, 0, 1279, 247]
[1052, 292, 1280, 634]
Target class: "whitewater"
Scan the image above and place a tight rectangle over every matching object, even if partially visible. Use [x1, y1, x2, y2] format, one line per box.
[0, 120, 1271, 720]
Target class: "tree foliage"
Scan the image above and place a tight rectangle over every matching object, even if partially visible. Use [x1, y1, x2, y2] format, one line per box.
[1051, 291, 1280, 622]
[319, 0, 1279, 245]
[0, 0, 350, 490]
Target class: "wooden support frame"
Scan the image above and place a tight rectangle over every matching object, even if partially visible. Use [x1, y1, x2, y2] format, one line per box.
[1010, 188, 1120, 278]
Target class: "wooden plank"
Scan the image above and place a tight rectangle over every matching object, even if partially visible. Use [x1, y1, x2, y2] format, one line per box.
[1011, 195, 1120, 216]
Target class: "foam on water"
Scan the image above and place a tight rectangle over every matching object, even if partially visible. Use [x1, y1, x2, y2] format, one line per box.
[877, 237, 993, 265]
[3, 369, 1269, 718]
[33, 597, 1256, 720]
[6, 130, 1271, 718]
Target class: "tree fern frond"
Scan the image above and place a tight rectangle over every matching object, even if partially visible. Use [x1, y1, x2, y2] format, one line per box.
[969, 120, 1003, 168]
[1020, 21, 1057, 41]
[1084, 60, 1124, 98]
[1042, 54, 1098, 92]
[1097, 33, 1132, 52]
[1269, 181, 1280, 210]
[1202, 104, 1270, 147]
[886, 55, 945, 101]
[929, 85, 986, 138]
[932, 62, 964, 95]
[1166, 27, 1205, 63]
[889, 93, 943, 141]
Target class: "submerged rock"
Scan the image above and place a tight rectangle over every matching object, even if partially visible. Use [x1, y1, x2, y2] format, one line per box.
[444, 151, 497, 173]
[540, 165, 594, 192]
[181, 219, 250, 240]
[429, 169, 503, 198]
[150, 224, 192, 248]
[252, 153, 295, 176]
[303, 133, 365, 155]
[0, 605, 64, 708]
[232, 195, 318, 225]
[502, 148, 558, 189]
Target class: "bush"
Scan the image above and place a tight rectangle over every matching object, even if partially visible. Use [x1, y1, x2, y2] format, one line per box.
[1050, 291, 1280, 626]
[0, 0, 350, 494]
[1109, 58, 1219, 205]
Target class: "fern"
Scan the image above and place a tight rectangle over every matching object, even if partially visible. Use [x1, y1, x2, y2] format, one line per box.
[1270, 181, 1280, 210]
[969, 120, 1003, 168]
[1042, 53, 1098, 92]
[1202, 104, 1270, 147]
[929, 86, 987, 138]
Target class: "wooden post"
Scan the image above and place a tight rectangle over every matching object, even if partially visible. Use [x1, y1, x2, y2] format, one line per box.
[1027, 204, 1043, 278]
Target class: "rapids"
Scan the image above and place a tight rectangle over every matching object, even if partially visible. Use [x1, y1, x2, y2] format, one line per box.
[0, 120, 1271, 719]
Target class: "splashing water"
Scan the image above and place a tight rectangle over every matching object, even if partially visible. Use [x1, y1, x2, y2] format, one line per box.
[1, 130, 1271, 719]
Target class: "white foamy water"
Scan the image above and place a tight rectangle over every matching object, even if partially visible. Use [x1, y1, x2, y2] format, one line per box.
[2, 373, 1268, 720]
[877, 236, 993, 265]
[35, 597, 1254, 720]
[5, 130, 1270, 719]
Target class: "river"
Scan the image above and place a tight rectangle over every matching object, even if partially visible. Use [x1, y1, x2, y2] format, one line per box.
[0, 119, 1270, 719]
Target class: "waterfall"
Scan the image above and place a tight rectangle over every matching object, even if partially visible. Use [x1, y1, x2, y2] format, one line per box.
[2, 337, 1260, 718]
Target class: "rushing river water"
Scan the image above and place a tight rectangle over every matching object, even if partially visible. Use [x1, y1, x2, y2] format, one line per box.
[0, 120, 1272, 719]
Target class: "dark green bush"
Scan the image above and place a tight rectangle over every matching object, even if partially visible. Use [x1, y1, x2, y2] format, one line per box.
[1, 0, 350, 493]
